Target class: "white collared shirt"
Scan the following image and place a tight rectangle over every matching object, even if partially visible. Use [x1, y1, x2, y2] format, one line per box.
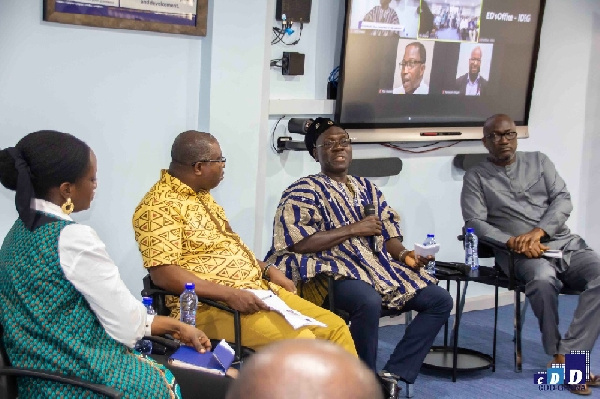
[392, 82, 429, 95]
[34, 199, 153, 348]
[465, 74, 481, 96]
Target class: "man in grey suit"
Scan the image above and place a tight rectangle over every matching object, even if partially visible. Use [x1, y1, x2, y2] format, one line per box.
[461, 114, 600, 394]
[456, 46, 487, 95]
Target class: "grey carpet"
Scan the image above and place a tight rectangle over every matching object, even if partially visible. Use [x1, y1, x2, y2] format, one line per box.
[377, 295, 599, 398]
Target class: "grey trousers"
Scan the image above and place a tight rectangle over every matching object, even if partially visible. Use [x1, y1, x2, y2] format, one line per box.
[499, 248, 600, 356]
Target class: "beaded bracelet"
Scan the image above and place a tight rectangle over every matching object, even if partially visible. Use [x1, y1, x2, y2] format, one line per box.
[399, 249, 409, 262]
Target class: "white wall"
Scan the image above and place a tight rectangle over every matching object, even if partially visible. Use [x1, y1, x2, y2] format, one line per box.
[0, 1, 203, 292]
[261, 0, 600, 298]
[1, 0, 599, 301]
[581, 11, 600, 250]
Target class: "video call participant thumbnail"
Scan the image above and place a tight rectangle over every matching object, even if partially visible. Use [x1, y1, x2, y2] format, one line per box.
[363, 0, 400, 37]
[393, 41, 430, 95]
[456, 46, 488, 95]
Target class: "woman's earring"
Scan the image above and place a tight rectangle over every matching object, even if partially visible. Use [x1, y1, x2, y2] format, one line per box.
[61, 198, 74, 215]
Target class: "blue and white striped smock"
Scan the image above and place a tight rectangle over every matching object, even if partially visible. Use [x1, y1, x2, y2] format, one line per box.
[265, 174, 436, 310]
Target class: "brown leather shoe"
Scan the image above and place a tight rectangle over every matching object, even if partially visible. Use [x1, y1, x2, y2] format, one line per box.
[588, 372, 600, 387]
[547, 354, 566, 368]
[566, 384, 591, 395]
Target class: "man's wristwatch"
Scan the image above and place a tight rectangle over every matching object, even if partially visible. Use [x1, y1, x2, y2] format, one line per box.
[263, 263, 274, 281]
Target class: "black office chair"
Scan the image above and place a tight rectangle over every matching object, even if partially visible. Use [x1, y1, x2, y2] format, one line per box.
[458, 232, 581, 372]
[141, 274, 253, 363]
[0, 324, 123, 399]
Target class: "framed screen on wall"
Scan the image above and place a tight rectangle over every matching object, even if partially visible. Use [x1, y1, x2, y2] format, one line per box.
[335, 0, 546, 141]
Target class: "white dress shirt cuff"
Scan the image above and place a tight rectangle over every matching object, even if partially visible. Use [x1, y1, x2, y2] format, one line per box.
[145, 314, 155, 337]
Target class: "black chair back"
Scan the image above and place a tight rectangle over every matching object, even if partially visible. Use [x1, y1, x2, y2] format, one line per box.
[142, 274, 174, 316]
[0, 325, 18, 399]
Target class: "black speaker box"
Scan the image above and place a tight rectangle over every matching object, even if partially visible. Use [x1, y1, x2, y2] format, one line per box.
[348, 158, 403, 178]
[276, 0, 312, 23]
[282, 52, 305, 76]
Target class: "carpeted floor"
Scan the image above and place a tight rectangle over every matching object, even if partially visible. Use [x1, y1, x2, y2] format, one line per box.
[377, 295, 599, 398]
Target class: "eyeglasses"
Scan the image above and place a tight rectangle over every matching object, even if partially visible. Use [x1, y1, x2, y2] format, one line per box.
[469, 58, 481, 63]
[191, 156, 226, 166]
[399, 60, 424, 70]
[486, 131, 517, 142]
[316, 138, 352, 149]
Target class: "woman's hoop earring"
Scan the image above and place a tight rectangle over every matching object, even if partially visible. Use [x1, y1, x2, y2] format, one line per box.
[61, 198, 74, 215]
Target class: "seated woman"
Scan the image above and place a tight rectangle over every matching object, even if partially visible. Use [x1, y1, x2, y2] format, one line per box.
[0, 131, 228, 398]
[265, 118, 453, 387]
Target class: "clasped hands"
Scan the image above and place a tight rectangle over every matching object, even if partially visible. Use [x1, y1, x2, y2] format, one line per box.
[506, 227, 549, 258]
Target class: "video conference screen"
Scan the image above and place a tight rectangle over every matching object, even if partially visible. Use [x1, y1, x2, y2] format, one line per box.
[336, 0, 544, 128]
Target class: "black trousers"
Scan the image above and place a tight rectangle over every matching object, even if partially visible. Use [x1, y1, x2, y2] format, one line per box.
[333, 280, 453, 383]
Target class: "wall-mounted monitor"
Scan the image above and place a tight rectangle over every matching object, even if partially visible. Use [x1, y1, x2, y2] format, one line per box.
[335, 0, 546, 142]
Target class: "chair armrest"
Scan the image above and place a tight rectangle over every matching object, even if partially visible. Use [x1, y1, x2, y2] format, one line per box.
[196, 298, 243, 362]
[327, 275, 336, 312]
[0, 368, 123, 398]
[144, 335, 181, 351]
[141, 275, 245, 362]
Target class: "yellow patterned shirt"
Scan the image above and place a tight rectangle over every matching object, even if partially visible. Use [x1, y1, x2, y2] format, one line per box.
[132, 170, 263, 293]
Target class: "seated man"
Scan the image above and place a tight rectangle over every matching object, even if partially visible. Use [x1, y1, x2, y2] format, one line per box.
[132, 130, 356, 355]
[363, 0, 400, 37]
[461, 114, 600, 393]
[264, 118, 453, 386]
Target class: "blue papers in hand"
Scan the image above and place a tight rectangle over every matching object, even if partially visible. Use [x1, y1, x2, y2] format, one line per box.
[168, 339, 235, 376]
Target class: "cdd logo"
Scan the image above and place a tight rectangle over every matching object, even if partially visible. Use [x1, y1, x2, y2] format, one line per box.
[547, 368, 564, 384]
[534, 372, 546, 385]
[565, 353, 587, 384]
[534, 351, 589, 388]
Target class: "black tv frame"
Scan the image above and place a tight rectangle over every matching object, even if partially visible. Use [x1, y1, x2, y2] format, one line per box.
[334, 0, 547, 142]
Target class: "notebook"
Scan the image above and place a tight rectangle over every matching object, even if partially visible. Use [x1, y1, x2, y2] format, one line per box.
[168, 339, 235, 376]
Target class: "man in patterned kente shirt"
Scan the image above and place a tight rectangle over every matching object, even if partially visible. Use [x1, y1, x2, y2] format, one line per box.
[264, 118, 452, 388]
[132, 130, 356, 355]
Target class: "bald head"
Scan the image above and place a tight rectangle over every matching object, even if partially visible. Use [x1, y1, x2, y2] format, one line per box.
[170, 130, 216, 165]
[226, 340, 382, 399]
[483, 114, 513, 137]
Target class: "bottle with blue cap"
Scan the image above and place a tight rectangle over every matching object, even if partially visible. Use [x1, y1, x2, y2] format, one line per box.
[180, 282, 198, 326]
[423, 234, 436, 274]
[464, 227, 480, 270]
[134, 296, 156, 355]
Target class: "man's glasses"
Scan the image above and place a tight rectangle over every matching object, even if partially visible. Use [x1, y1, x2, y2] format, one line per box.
[469, 58, 481, 63]
[191, 156, 226, 166]
[399, 60, 424, 70]
[486, 131, 517, 143]
[316, 138, 352, 149]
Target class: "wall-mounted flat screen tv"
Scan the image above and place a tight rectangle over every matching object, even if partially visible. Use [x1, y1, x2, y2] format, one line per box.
[335, 0, 545, 141]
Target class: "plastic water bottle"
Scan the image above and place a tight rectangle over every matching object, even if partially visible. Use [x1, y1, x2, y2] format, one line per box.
[423, 234, 436, 275]
[465, 228, 480, 270]
[180, 282, 198, 326]
[134, 296, 156, 355]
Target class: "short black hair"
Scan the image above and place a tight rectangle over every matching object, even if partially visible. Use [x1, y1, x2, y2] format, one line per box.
[483, 114, 512, 137]
[406, 42, 426, 64]
[171, 130, 216, 165]
[0, 130, 91, 198]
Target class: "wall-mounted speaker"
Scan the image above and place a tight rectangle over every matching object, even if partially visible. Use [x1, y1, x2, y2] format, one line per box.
[349, 158, 403, 178]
